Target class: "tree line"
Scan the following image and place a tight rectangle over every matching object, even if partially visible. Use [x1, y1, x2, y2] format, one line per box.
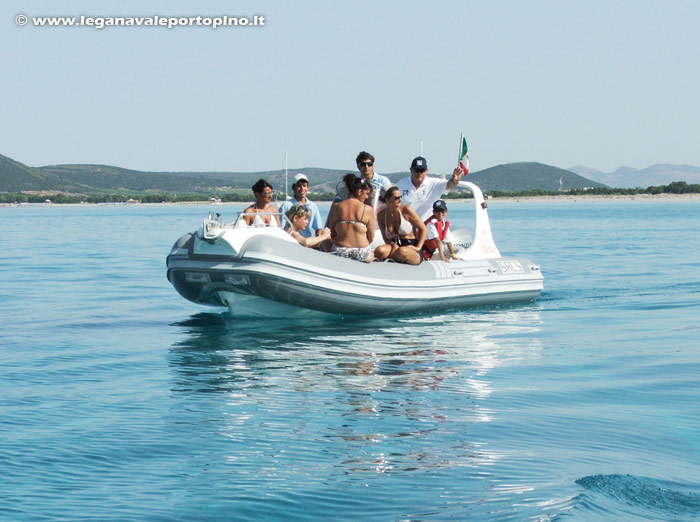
[2, 181, 699, 204]
[481, 181, 700, 198]
[0, 191, 337, 204]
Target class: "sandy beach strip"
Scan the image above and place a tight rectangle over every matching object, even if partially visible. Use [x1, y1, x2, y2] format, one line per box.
[482, 193, 700, 204]
[3, 192, 700, 208]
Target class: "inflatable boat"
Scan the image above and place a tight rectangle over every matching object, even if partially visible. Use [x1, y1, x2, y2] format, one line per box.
[166, 181, 543, 317]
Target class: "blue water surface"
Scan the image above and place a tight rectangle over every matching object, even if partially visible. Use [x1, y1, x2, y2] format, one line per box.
[1, 199, 699, 521]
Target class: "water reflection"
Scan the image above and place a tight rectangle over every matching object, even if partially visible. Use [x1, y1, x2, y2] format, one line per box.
[168, 307, 543, 480]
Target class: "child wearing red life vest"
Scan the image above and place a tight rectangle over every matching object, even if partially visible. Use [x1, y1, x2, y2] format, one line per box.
[422, 200, 463, 262]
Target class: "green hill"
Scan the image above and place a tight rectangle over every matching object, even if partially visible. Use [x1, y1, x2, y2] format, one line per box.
[0, 154, 69, 192]
[0, 155, 364, 195]
[465, 162, 608, 192]
[158, 167, 356, 194]
[40, 164, 214, 194]
[1, 153, 605, 196]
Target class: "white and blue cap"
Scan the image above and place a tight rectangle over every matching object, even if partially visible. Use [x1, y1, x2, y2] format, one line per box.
[411, 156, 428, 170]
[292, 173, 308, 186]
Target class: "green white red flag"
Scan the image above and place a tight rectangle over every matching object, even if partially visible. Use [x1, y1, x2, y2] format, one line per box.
[458, 135, 469, 175]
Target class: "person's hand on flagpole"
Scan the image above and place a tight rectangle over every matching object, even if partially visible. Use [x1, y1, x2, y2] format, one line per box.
[446, 167, 463, 190]
[457, 136, 469, 175]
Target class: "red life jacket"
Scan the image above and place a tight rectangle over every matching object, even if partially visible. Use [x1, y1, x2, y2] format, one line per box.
[422, 217, 450, 257]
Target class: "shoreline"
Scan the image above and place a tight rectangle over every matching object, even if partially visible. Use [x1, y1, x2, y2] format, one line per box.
[477, 192, 700, 204]
[3, 192, 700, 208]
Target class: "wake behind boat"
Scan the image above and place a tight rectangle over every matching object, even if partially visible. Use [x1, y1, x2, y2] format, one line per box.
[166, 181, 543, 317]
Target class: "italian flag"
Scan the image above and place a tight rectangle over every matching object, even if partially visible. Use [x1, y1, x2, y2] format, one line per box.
[458, 134, 469, 175]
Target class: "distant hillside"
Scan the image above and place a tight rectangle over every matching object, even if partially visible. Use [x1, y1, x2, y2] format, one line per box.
[568, 164, 700, 188]
[0, 155, 367, 195]
[465, 162, 607, 192]
[39, 163, 357, 195]
[1, 153, 606, 195]
[0, 154, 68, 192]
[39, 164, 215, 194]
[160, 167, 357, 194]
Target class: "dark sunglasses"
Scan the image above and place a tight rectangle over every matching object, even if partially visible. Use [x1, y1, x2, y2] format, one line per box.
[358, 161, 373, 167]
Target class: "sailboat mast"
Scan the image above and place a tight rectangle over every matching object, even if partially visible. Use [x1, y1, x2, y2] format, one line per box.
[284, 147, 288, 199]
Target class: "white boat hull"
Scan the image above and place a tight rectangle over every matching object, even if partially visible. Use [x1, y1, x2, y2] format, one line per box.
[166, 181, 543, 317]
[167, 233, 542, 317]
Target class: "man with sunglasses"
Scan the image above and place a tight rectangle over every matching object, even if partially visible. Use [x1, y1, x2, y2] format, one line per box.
[356, 151, 391, 201]
[334, 151, 391, 205]
[396, 156, 463, 221]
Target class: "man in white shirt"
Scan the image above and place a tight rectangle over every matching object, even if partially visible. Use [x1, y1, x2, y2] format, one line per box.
[278, 173, 324, 238]
[396, 156, 464, 221]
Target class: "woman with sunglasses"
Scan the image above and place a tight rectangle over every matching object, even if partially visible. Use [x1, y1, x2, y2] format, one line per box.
[326, 174, 375, 263]
[243, 178, 282, 227]
[374, 186, 428, 265]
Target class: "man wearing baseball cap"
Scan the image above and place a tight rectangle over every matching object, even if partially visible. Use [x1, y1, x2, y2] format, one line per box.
[278, 173, 324, 238]
[396, 156, 463, 221]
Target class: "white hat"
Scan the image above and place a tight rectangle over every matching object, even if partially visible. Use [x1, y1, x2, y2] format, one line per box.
[293, 173, 308, 185]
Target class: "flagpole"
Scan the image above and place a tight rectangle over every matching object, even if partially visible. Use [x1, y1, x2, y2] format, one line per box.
[458, 132, 463, 165]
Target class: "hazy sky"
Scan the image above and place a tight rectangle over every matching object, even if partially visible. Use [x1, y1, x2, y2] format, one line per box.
[3, 0, 699, 175]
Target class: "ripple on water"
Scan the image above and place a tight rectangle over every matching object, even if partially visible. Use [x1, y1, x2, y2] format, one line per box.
[575, 474, 700, 520]
[2, 202, 700, 520]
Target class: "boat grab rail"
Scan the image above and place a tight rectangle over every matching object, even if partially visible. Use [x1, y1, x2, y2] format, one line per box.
[199, 212, 226, 241]
[456, 181, 502, 259]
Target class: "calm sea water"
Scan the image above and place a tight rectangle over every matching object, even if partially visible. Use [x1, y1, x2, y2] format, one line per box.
[1, 199, 699, 521]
